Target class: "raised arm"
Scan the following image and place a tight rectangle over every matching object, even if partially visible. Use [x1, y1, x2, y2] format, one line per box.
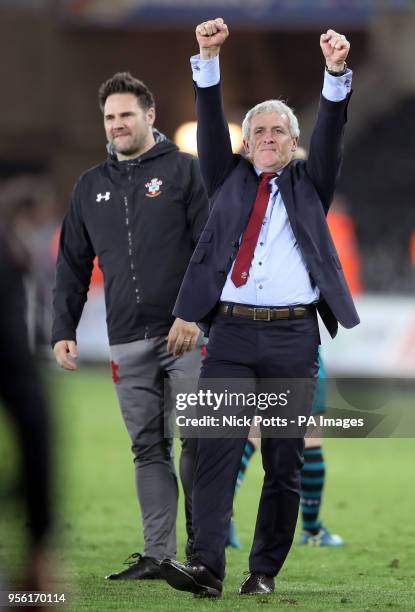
[193, 18, 235, 197]
[306, 29, 352, 213]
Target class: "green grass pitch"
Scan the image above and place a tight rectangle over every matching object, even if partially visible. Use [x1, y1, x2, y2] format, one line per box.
[1, 365, 414, 610]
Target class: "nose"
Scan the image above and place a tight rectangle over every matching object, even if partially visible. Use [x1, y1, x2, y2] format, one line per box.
[263, 130, 275, 143]
[113, 119, 124, 130]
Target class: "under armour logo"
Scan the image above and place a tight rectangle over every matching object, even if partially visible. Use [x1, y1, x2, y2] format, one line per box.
[96, 192, 110, 202]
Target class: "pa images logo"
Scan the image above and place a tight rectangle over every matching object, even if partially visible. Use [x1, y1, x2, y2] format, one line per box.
[145, 177, 163, 198]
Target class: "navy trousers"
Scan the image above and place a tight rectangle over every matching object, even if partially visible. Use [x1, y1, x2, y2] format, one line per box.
[192, 310, 320, 580]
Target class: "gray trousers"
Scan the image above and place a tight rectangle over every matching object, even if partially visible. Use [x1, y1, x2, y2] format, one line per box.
[109, 336, 202, 560]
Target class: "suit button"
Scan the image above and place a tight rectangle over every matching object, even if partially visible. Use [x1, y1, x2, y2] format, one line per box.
[231, 241, 238, 247]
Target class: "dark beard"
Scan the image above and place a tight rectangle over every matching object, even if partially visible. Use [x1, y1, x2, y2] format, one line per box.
[111, 133, 144, 158]
[114, 143, 140, 157]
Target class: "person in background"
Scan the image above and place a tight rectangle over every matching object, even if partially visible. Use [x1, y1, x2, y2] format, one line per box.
[0, 204, 53, 592]
[300, 188, 363, 545]
[52, 72, 208, 580]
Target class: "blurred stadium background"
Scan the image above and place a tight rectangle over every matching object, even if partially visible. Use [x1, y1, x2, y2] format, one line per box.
[0, 1, 414, 609]
[1, 0, 415, 372]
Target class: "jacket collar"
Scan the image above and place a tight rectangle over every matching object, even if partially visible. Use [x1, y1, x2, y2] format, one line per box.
[106, 128, 177, 173]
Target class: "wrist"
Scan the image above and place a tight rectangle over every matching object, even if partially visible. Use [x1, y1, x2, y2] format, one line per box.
[325, 61, 347, 76]
[200, 47, 220, 60]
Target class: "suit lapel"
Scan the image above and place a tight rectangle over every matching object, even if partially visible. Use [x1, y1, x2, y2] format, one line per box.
[236, 161, 259, 236]
[239, 162, 299, 240]
[276, 165, 298, 238]
[225, 160, 299, 243]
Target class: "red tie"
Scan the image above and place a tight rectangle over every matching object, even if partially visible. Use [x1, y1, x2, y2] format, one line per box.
[231, 172, 276, 287]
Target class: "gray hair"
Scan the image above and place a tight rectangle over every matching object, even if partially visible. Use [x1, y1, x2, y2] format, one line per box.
[242, 99, 300, 141]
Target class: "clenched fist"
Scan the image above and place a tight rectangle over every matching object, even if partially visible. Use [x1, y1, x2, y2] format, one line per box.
[196, 17, 229, 60]
[320, 29, 350, 72]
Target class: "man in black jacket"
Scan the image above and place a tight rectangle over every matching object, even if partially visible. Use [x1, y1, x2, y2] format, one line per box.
[161, 20, 358, 597]
[52, 72, 208, 579]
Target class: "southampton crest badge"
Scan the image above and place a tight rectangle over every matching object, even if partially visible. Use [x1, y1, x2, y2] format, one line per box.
[145, 177, 163, 198]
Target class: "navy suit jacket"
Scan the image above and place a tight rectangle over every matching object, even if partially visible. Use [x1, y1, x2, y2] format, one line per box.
[174, 80, 360, 338]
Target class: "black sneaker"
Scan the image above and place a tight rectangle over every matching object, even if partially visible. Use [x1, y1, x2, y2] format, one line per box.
[105, 552, 162, 580]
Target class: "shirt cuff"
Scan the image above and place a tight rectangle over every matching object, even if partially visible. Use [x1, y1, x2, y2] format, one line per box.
[190, 54, 220, 87]
[322, 68, 353, 102]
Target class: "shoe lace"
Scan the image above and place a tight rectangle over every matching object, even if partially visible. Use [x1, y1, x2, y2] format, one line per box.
[123, 552, 143, 566]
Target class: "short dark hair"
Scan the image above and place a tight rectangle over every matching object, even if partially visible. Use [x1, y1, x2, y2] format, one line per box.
[98, 72, 155, 112]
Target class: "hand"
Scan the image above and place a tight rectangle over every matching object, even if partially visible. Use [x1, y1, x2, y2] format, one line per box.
[53, 340, 78, 370]
[167, 318, 200, 357]
[320, 29, 350, 72]
[195, 17, 229, 60]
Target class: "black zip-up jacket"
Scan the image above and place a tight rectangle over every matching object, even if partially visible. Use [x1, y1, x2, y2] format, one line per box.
[52, 138, 208, 346]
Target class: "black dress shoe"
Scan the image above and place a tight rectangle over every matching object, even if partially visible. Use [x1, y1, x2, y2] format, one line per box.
[239, 572, 275, 595]
[160, 559, 222, 598]
[105, 552, 162, 580]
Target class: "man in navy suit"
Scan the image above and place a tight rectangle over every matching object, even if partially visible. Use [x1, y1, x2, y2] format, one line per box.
[162, 19, 359, 597]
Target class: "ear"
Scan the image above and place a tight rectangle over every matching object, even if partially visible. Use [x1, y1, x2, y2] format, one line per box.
[291, 136, 299, 152]
[147, 107, 156, 126]
[243, 139, 250, 156]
